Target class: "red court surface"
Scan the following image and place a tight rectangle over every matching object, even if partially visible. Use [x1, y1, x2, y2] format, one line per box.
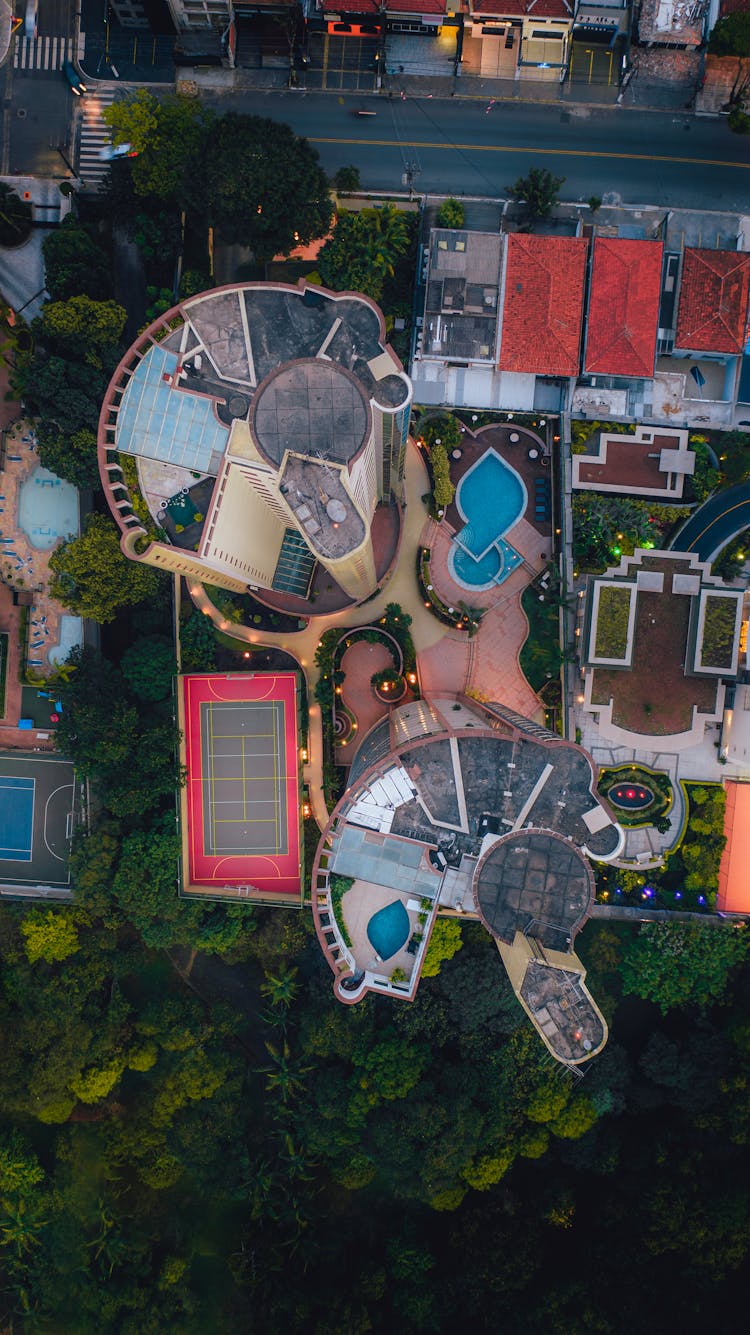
[179, 673, 302, 902]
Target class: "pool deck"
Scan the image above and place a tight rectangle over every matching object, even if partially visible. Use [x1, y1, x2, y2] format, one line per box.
[0, 411, 81, 741]
[426, 513, 547, 719]
[342, 880, 421, 982]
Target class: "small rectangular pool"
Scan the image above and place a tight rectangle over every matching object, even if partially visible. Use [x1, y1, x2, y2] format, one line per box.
[17, 468, 80, 550]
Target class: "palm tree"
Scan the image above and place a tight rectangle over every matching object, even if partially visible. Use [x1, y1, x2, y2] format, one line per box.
[259, 1040, 312, 1104]
[0, 184, 32, 248]
[260, 963, 300, 1011]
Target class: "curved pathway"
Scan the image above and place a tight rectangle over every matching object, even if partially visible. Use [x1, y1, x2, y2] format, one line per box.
[669, 479, 750, 562]
[188, 438, 544, 831]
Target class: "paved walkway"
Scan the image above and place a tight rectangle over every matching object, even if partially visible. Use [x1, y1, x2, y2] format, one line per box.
[189, 436, 545, 830]
[336, 640, 391, 764]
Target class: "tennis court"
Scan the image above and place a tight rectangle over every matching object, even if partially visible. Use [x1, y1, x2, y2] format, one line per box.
[179, 673, 302, 903]
[0, 752, 78, 892]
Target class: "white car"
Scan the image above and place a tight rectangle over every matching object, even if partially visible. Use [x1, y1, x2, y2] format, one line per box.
[98, 143, 136, 162]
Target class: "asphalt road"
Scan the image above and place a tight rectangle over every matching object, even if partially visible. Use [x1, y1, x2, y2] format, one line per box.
[205, 90, 750, 211]
[670, 481, 750, 562]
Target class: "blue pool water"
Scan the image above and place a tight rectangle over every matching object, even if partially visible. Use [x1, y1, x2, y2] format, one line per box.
[17, 468, 80, 550]
[449, 536, 524, 591]
[367, 899, 410, 961]
[451, 448, 527, 590]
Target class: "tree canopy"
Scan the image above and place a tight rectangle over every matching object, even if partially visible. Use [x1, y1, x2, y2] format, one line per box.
[103, 94, 332, 259]
[42, 218, 113, 302]
[318, 206, 410, 302]
[621, 921, 749, 1013]
[709, 11, 750, 55]
[49, 515, 161, 624]
[507, 167, 565, 221]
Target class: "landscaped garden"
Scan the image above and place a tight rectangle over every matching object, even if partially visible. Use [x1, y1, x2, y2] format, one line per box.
[597, 765, 673, 829]
[700, 594, 739, 670]
[573, 493, 690, 573]
[593, 781, 726, 911]
[314, 603, 418, 809]
[593, 585, 632, 660]
[590, 561, 719, 735]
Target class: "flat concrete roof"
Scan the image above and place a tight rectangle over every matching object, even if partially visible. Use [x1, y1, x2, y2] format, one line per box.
[253, 360, 369, 467]
[475, 830, 594, 949]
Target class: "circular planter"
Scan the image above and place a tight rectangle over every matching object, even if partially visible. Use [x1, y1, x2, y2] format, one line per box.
[373, 677, 406, 705]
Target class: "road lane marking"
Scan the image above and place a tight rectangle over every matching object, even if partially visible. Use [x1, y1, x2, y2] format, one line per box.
[309, 136, 750, 170]
[683, 495, 750, 550]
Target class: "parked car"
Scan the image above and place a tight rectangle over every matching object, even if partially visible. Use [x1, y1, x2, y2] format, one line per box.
[62, 61, 86, 96]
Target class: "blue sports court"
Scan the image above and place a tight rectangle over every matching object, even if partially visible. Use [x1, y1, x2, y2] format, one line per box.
[0, 753, 78, 893]
[0, 775, 34, 861]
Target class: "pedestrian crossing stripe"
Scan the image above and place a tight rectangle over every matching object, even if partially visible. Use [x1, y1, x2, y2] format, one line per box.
[78, 89, 119, 187]
[14, 35, 76, 71]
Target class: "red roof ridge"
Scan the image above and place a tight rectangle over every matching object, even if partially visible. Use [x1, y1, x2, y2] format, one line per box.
[584, 237, 662, 378]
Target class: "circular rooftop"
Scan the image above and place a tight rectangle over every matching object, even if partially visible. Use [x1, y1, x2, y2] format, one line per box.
[474, 830, 594, 951]
[252, 359, 369, 467]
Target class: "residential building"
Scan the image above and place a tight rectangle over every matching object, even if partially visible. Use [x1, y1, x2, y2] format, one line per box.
[98, 283, 412, 608]
[312, 694, 619, 1063]
[583, 237, 663, 380]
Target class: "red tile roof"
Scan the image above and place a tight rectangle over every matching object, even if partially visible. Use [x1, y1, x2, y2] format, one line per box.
[584, 238, 663, 378]
[675, 247, 750, 354]
[499, 234, 588, 377]
[321, 0, 381, 12]
[471, 0, 571, 14]
[718, 781, 750, 914]
[383, 0, 448, 11]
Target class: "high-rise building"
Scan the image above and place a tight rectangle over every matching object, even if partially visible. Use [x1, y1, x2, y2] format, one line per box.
[98, 282, 412, 608]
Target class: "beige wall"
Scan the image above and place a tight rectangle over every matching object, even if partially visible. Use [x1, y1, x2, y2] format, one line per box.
[201, 464, 285, 587]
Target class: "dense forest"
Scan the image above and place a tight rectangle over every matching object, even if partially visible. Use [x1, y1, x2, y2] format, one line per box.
[1, 580, 749, 1332]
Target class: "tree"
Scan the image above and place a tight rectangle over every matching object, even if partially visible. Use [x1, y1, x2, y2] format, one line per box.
[422, 919, 463, 978]
[42, 217, 112, 302]
[430, 443, 455, 510]
[709, 11, 750, 54]
[49, 514, 161, 623]
[104, 91, 207, 203]
[121, 636, 176, 702]
[37, 427, 99, 491]
[36, 296, 126, 369]
[437, 197, 465, 228]
[180, 611, 217, 672]
[20, 910, 80, 965]
[333, 165, 360, 193]
[621, 922, 749, 1014]
[507, 167, 565, 222]
[318, 206, 410, 302]
[0, 182, 32, 247]
[203, 115, 332, 260]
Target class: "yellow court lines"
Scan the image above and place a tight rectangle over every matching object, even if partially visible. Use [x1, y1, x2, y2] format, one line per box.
[309, 136, 750, 172]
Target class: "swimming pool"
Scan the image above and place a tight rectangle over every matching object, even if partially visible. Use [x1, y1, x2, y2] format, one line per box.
[367, 899, 410, 961]
[48, 616, 83, 668]
[449, 536, 524, 591]
[17, 468, 80, 550]
[451, 448, 526, 590]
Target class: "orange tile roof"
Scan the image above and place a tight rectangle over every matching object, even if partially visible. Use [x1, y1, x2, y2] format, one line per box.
[675, 247, 750, 354]
[584, 237, 663, 378]
[471, 0, 572, 13]
[718, 781, 750, 913]
[499, 234, 588, 376]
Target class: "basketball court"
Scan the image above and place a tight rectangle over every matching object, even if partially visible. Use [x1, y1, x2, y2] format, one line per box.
[179, 673, 302, 902]
[0, 751, 78, 894]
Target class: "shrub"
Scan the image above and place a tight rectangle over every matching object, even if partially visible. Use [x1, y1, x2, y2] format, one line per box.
[701, 596, 738, 668]
[594, 586, 632, 659]
[437, 197, 465, 228]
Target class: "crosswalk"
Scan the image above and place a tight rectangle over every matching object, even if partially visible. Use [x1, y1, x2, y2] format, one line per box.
[14, 35, 76, 71]
[77, 86, 118, 190]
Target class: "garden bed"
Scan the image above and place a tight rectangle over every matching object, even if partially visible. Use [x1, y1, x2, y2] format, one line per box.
[597, 765, 672, 828]
[699, 594, 739, 670]
[594, 585, 633, 660]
